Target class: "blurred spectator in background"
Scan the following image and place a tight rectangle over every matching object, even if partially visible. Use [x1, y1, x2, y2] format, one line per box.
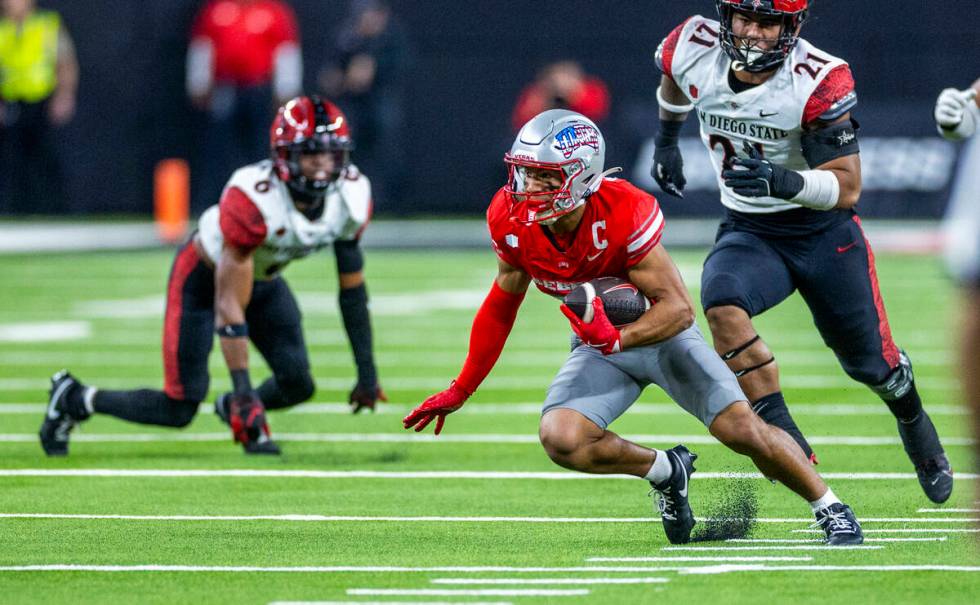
[511, 61, 610, 132]
[186, 0, 302, 212]
[0, 0, 77, 214]
[319, 0, 412, 209]
[936, 79, 980, 502]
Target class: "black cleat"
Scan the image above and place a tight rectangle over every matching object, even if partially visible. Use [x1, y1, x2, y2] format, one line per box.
[897, 412, 953, 503]
[650, 444, 697, 544]
[39, 370, 88, 456]
[814, 502, 864, 545]
[220, 392, 281, 455]
[912, 454, 954, 504]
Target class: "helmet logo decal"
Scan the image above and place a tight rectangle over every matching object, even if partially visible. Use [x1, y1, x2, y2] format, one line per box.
[553, 124, 600, 159]
[751, 0, 764, 9]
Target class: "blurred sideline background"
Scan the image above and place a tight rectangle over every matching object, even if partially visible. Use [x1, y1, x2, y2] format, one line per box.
[0, 0, 977, 252]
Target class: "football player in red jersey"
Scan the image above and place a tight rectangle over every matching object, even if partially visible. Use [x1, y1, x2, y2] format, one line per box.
[403, 109, 863, 545]
[650, 0, 953, 504]
[41, 96, 385, 455]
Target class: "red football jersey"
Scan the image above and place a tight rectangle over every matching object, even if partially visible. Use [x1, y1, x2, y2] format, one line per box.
[191, 0, 299, 86]
[487, 178, 665, 298]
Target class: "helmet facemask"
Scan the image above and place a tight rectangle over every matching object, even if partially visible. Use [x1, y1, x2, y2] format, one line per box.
[504, 155, 593, 225]
[276, 134, 352, 201]
[716, 1, 807, 73]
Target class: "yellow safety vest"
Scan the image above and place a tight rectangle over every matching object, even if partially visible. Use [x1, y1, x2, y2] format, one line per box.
[0, 10, 60, 102]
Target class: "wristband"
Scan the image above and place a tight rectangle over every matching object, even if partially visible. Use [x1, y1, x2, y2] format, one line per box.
[657, 85, 694, 114]
[230, 368, 252, 396]
[216, 323, 248, 338]
[655, 119, 684, 147]
[790, 170, 840, 211]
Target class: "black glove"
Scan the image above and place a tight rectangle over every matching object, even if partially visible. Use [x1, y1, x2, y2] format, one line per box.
[349, 381, 388, 414]
[722, 142, 804, 199]
[650, 120, 687, 198]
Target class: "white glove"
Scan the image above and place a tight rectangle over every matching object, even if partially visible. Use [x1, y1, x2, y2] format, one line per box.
[935, 87, 978, 140]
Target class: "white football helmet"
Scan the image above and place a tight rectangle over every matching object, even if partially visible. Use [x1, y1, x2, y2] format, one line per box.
[504, 109, 617, 224]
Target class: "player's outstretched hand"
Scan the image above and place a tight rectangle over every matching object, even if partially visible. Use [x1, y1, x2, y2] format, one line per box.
[402, 382, 469, 434]
[651, 144, 687, 198]
[723, 142, 802, 200]
[560, 297, 622, 355]
[935, 87, 977, 129]
[349, 382, 388, 414]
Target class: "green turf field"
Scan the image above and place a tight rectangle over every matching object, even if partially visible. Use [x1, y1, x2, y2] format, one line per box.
[1, 248, 977, 604]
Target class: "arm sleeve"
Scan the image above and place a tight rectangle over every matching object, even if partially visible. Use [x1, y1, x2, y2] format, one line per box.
[339, 283, 376, 387]
[454, 281, 526, 395]
[626, 192, 665, 267]
[219, 187, 267, 251]
[803, 64, 858, 126]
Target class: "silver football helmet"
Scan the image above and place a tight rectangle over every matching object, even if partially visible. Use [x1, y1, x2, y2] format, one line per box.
[504, 109, 617, 224]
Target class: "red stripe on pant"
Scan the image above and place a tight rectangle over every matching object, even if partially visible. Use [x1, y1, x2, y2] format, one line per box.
[852, 215, 901, 369]
[162, 244, 202, 399]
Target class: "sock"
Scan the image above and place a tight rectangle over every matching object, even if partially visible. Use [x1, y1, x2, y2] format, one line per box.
[885, 384, 924, 424]
[808, 488, 841, 513]
[93, 389, 199, 428]
[82, 387, 96, 415]
[644, 449, 672, 484]
[752, 392, 814, 459]
[63, 384, 91, 419]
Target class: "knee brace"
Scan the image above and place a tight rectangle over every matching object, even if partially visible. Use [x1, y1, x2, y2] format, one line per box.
[868, 351, 913, 401]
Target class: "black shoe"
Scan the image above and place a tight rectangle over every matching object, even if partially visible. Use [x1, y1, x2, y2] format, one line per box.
[897, 413, 953, 503]
[650, 445, 697, 544]
[227, 393, 281, 455]
[814, 502, 864, 545]
[912, 454, 954, 504]
[39, 370, 89, 456]
[214, 392, 231, 427]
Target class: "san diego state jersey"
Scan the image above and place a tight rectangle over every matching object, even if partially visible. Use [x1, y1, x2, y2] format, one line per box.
[487, 178, 664, 298]
[657, 15, 857, 214]
[198, 160, 372, 279]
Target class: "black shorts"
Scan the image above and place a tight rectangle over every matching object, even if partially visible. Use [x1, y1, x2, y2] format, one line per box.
[162, 242, 309, 402]
[700, 210, 901, 385]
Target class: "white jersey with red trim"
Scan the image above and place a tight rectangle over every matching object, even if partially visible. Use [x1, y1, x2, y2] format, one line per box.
[198, 160, 372, 279]
[656, 15, 857, 214]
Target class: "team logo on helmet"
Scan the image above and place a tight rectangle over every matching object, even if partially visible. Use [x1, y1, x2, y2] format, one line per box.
[553, 124, 600, 159]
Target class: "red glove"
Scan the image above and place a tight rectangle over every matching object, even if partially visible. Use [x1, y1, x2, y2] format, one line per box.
[402, 381, 470, 435]
[560, 297, 622, 355]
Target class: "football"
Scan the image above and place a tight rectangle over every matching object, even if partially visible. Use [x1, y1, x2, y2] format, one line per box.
[563, 277, 650, 327]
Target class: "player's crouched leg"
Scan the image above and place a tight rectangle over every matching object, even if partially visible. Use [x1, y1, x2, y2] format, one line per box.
[256, 369, 315, 410]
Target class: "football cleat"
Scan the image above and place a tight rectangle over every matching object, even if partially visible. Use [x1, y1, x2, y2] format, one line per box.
[650, 444, 698, 544]
[814, 502, 864, 545]
[911, 453, 954, 505]
[219, 392, 281, 455]
[896, 412, 953, 503]
[39, 370, 89, 456]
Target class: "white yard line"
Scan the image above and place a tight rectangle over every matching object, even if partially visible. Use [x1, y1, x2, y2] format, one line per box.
[430, 578, 669, 585]
[346, 589, 589, 597]
[727, 537, 947, 543]
[270, 602, 512, 605]
[0, 564, 690, 574]
[0, 513, 975, 525]
[918, 508, 979, 513]
[678, 564, 980, 575]
[585, 557, 814, 562]
[0, 469, 977, 482]
[658, 546, 882, 552]
[0, 432, 972, 447]
[0, 402, 969, 417]
[793, 528, 979, 534]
